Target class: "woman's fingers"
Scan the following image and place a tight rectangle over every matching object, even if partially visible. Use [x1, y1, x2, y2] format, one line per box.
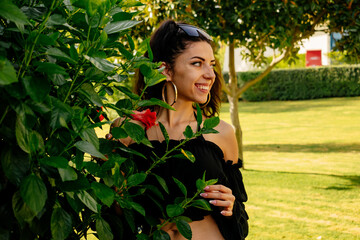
[200, 184, 235, 216]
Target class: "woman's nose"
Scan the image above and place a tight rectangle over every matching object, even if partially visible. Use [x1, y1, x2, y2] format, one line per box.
[204, 65, 216, 80]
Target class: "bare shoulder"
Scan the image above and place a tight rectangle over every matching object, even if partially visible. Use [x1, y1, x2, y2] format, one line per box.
[203, 119, 239, 163]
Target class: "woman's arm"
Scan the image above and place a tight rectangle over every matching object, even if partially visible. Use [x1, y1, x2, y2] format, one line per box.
[201, 120, 239, 216]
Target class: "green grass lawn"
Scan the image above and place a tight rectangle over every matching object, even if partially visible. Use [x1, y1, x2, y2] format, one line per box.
[219, 97, 360, 240]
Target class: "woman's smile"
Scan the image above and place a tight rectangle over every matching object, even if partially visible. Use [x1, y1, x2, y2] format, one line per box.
[195, 83, 210, 93]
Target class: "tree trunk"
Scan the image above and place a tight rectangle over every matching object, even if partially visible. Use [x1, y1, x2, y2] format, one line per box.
[227, 41, 244, 162]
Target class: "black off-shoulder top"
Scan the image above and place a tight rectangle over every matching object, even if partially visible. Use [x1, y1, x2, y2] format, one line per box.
[128, 134, 249, 240]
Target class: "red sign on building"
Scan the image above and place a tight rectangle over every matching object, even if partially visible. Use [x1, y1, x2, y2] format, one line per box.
[306, 50, 322, 67]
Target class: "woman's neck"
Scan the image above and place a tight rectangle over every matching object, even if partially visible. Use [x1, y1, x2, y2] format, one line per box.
[157, 101, 196, 128]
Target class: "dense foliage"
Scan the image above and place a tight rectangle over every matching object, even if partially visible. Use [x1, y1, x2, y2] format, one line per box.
[224, 66, 360, 101]
[0, 0, 220, 239]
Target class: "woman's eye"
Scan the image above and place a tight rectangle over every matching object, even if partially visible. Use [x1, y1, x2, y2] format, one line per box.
[192, 62, 201, 66]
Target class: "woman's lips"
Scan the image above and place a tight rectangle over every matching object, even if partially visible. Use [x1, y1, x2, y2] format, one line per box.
[195, 83, 209, 93]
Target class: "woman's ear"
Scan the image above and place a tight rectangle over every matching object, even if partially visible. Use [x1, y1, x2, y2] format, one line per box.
[160, 62, 172, 80]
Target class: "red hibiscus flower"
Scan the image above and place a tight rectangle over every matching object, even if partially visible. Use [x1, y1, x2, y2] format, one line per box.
[97, 107, 105, 121]
[131, 109, 157, 130]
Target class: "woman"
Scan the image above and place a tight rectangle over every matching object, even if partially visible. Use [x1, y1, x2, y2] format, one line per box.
[111, 20, 248, 239]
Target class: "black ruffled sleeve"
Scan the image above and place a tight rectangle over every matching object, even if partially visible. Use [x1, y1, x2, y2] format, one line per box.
[214, 159, 249, 240]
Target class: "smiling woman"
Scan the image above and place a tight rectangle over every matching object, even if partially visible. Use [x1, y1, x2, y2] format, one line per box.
[111, 20, 249, 240]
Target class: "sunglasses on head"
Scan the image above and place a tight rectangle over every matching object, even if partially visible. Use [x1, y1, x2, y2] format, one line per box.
[177, 23, 212, 41]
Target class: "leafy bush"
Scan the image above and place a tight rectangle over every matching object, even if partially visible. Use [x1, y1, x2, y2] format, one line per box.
[224, 66, 360, 101]
[0, 1, 219, 239]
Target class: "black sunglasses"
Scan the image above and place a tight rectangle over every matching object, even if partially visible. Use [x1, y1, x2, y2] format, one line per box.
[177, 23, 212, 41]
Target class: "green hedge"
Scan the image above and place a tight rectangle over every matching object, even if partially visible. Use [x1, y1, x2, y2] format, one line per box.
[224, 66, 360, 101]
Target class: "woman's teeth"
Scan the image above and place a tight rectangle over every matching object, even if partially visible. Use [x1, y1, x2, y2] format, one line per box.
[196, 85, 209, 90]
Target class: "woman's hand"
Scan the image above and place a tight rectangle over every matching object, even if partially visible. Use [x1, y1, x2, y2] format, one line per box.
[200, 184, 235, 217]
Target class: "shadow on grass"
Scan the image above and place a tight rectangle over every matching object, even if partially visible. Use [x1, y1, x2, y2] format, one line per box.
[244, 143, 360, 153]
[245, 169, 360, 190]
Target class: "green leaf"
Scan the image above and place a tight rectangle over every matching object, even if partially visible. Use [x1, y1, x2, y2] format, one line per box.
[58, 167, 78, 181]
[119, 0, 144, 7]
[136, 233, 150, 240]
[166, 204, 184, 218]
[20, 174, 47, 215]
[29, 130, 45, 154]
[0, 0, 28, 25]
[75, 141, 107, 159]
[195, 179, 206, 191]
[115, 99, 133, 111]
[79, 83, 103, 107]
[104, 20, 141, 34]
[203, 117, 220, 129]
[189, 199, 212, 211]
[137, 98, 175, 110]
[158, 122, 169, 146]
[77, 190, 99, 213]
[140, 64, 155, 78]
[153, 230, 170, 240]
[15, 114, 31, 153]
[112, 11, 133, 20]
[126, 34, 135, 51]
[80, 127, 99, 149]
[96, 217, 113, 240]
[39, 156, 69, 168]
[50, 97, 73, 129]
[47, 14, 67, 26]
[1, 148, 30, 186]
[205, 178, 218, 186]
[146, 72, 166, 87]
[75, 149, 84, 170]
[51, 205, 72, 240]
[115, 145, 146, 159]
[127, 173, 147, 187]
[58, 176, 90, 192]
[146, 38, 153, 62]
[0, 58, 18, 85]
[201, 129, 219, 134]
[111, 127, 128, 139]
[35, 62, 68, 75]
[123, 122, 145, 144]
[84, 55, 116, 72]
[183, 125, 193, 139]
[70, 45, 79, 62]
[118, 43, 133, 60]
[66, 192, 84, 213]
[153, 173, 169, 194]
[23, 76, 51, 102]
[47, 48, 77, 64]
[172, 177, 187, 197]
[180, 149, 195, 163]
[12, 191, 36, 227]
[91, 182, 115, 207]
[100, 30, 108, 45]
[129, 201, 145, 216]
[114, 85, 139, 100]
[196, 103, 202, 129]
[175, 219, 192, 239]
[84, 161, 100, 175]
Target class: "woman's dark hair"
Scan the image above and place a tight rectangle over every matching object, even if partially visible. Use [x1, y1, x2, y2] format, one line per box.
[134, 19, 223, 117]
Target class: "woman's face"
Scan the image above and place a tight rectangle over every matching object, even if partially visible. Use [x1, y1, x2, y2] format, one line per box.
[170, 41, 216, 104]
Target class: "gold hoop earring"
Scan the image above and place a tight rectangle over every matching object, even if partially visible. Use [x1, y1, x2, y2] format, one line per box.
[162, 81, 178, 106]
[200, 92, 211, 108]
